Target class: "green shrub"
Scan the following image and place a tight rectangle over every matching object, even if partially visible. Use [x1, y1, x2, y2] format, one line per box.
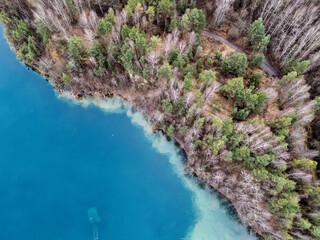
[227, 132, 244, 150]
[118, 40, 134, 72]
[215, 52, 222, 60]
[172, 53, 185, 69]
[173, 97, 186, 116]
[177, 2, 188, 15]
[255, 91, 267, 113]
[169, 49, 180, 63]
[126, 27, 147, 55]
[211, 140, 225, 155]
[62, 73, 73, 85]
[178, 126, 189, 136]
[36, 22, 51, 45]
[66, 64, 73, 73]
[283, 59, 310, 76]
[270, 117, 293, 137]
[167, 125, 174, 136]
[68, 36, 87, 71]
[181, 13, 190, 32]
[17, 36, 37, 64]
[206, 57, 213, 67]
[255, 154, 271, 167]
[221, 77, 267, 120]
[168, 17, 178, 32]
[245, 18, 270, 53]
[221, 53, 248, 76]
[221, 77, 244, 100]
[232, 107, 250, 120]
[97, 8, 115, 36]
[311, 226, 320, 238]
[211, 116, 223, 128]
[297, 218, 311, 230]
[197, 58, 204, 73]
[253, 168, 269, 180]
[249, 73, 263, 89]
[293, 159, 317, 171]
[11, 18, 30, 43]
[90, 41, 107, 76]
[188, 8, 206, 32]
[0, 11, 10, 24]
[146, 6, 155, 18]
[186, 103, 197, 119]
[197, 70, 216, 83]
[149, 36, 162, 48]
[183, 64, 194, 77]
[184, 74, 193, 91]
[124, 0, 141, 16]
[157, 61, 173, 80]
[234, 146, 251, 161]
[250, 54, 265, 68]
[157, 0, 173, 18]
[222, 117, 234, 137]
[161, 98, 173, 113]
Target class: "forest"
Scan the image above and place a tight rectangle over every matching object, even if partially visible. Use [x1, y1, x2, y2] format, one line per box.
[0, 0, 320, 239]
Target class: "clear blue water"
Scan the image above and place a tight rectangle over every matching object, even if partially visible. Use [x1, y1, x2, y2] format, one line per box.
[0, 25, 256, 240]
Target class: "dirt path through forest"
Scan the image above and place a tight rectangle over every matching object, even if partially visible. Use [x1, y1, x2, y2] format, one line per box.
[202, 30, 279, 76]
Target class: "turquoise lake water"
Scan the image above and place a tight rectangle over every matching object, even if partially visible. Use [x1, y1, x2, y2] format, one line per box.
[0, 26, 256, 240]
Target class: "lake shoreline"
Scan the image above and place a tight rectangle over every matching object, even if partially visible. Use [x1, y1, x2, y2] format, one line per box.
[0, 7, 281, 237]
[2, 0, 319, 238]
[52, 75, 261, 238]
[6, 32, 264, 234]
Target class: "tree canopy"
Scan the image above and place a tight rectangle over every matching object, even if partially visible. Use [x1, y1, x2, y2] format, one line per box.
[246, 18, 270, 53]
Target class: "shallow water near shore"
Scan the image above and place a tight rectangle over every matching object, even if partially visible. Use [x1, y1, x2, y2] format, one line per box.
[0, 25, 255, 240]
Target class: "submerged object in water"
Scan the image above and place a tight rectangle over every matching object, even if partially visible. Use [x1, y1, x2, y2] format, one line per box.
[88, 207, 100, 240]
[88, 207, 101, 223]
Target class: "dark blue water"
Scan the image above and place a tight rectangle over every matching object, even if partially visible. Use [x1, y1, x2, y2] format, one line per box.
[0, 25, 256, 240]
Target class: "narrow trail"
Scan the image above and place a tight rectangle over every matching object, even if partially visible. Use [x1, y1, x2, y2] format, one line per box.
[201, 30, 279, 76]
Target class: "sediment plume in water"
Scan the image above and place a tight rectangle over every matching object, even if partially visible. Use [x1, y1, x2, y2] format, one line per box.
[59, 92, 256, 240]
